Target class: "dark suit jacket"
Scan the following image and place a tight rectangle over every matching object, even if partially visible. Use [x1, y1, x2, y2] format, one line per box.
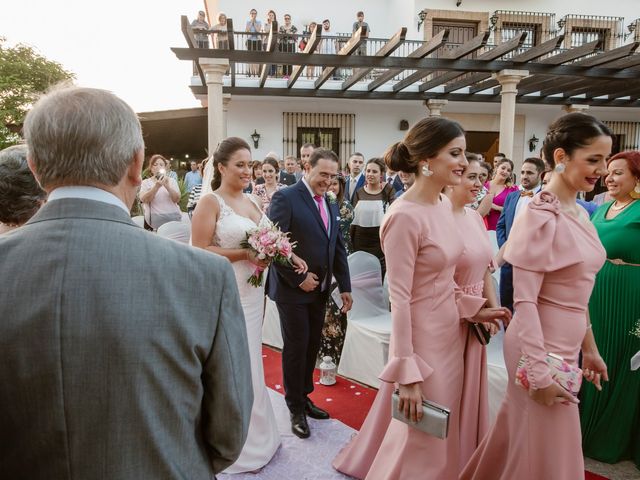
[266, 181, 351, 304]
[0, 198, 253, 479]
[496, 190, 521, 248]
[388, 174, 404, 194]
[345, 174, 365, 204]
[279, 170, 297, 186]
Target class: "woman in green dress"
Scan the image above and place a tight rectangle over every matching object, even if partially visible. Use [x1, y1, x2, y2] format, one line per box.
[318, 174, 354, 364]
[580, 150, 640, 469]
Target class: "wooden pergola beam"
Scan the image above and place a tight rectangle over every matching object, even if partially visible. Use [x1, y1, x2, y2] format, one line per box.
[393, 31, 490, 92]
[286, 25, 322, 88]
[444, 35, 565, 93]
[315, 26, 367, 89]
[418, 31, 527, 92]
[259, 20, 278, 87]
[341, 27, 407, 90]
[172, 48, 639, 80]
[190, 85, 640, 106]
[367, 29, 449, 91]
[180, 15, 206, 86]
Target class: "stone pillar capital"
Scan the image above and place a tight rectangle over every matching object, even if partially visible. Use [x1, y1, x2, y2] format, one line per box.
[425, 99, 448, 117]
[492, 69, 529, 94]
[200, 58, 230, 84]
[562, 104, 590, 113]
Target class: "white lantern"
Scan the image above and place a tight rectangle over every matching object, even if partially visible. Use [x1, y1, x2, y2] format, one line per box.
[319, 356, 337, 386]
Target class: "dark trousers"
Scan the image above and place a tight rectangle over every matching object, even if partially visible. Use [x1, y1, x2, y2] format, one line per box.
[276, 293, 329, 414]
[499, 263, 514, 313]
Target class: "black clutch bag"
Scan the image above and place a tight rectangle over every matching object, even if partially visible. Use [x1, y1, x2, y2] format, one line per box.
[470, 322, 491, 345]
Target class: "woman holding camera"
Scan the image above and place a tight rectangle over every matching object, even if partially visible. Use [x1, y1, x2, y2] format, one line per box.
[139, 154, 182, 231]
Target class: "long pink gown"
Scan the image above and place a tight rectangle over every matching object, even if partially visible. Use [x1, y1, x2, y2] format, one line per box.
[333, 196, 484, 480]
[460, 192, 606, 480]
[454, 208, 494, 470]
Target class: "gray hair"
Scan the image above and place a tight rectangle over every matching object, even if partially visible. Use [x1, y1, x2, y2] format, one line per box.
[23, 85, 144, 189]
[0, 144, 47, 225]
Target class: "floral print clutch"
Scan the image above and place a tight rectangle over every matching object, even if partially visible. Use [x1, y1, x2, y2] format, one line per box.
[515, 353, 582, 396]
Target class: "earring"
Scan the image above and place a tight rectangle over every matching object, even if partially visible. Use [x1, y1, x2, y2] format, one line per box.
[630, 182, 640, 199]
[421, 163, 433, 177]
[554, 163, 566, 174]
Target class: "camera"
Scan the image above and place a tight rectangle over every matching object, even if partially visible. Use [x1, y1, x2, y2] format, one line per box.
[155, 168, 166, 180]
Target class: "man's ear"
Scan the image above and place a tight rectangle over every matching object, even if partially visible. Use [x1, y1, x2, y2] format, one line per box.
[128, 149, 145, 187]
[27, 155, 46, 191]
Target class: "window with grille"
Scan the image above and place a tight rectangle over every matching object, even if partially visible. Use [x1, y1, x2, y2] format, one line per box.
[282, 113, 355, 165]
[570, 27, 610, 48]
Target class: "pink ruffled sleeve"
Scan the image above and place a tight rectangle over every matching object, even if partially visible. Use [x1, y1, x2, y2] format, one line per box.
[503, 192, 583, 390]
[378, 209, 434, 385]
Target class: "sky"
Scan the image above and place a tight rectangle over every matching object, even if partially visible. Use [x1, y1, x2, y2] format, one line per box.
[1, 0, 205, 113]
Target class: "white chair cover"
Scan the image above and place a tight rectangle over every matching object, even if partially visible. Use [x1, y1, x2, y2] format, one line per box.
[337, 251, 392, 388]
[156, 221, 191, 244]
[262, 298, 284, 349]
[131, 215, 145, 227]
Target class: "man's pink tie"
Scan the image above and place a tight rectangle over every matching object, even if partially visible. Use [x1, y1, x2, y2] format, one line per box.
[314, 195, 328, 231]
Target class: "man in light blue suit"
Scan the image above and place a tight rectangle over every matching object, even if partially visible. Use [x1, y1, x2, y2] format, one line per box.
[496, 157, 545, 311]
[345, 152, 365, 203]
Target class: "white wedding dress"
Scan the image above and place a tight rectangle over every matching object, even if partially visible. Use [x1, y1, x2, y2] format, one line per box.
[210, 192, 281, 473]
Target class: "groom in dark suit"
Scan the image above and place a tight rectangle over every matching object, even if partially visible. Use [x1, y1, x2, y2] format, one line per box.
[267, 148, 352, 439]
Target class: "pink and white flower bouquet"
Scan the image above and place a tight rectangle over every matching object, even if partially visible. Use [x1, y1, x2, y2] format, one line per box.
[241, 223, 297, 287]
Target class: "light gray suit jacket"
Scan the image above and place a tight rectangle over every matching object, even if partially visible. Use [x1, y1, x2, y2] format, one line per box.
[0, 198, 253, 479]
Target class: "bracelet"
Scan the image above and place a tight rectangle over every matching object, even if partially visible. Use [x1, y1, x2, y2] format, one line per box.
[586, 324, 593, 329]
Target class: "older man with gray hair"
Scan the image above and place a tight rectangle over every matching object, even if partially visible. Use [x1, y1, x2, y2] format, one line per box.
[0, 86, 253, 479]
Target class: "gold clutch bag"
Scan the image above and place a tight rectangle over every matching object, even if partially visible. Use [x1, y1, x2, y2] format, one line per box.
[391, 390, 450, 439]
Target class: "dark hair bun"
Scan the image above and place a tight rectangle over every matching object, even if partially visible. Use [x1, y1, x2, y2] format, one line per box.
[385, 141, 416, 173]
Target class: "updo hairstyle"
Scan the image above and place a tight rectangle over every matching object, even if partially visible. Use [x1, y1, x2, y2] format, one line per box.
[212, 137, 251, 190]
[384, 117, 465, 174]
[542, 113, 612, 168]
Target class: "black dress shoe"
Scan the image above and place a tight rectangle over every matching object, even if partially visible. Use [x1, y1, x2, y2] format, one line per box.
[290, 412, 310, 439]
[305, 399, 330, 420]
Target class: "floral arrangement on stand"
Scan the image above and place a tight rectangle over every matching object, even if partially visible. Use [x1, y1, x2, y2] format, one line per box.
[241, 223, 296, 287]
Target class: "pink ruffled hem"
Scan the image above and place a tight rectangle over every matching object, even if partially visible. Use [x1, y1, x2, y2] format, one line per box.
[378, 353, 434, 385]
[457, 293, 487, 320]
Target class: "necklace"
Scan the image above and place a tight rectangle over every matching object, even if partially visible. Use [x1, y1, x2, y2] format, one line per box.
[610, 199, 635, 211]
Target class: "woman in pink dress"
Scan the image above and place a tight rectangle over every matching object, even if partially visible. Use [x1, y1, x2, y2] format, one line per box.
[446, 157, 502, 469]
[461, 113, 612, 480]
[333, 117, 509, 480]
[477, 158, 518, 230]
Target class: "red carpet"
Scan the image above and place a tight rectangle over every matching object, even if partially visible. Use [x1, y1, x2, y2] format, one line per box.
[262, 345, 375, 430]
[262, 345, 609, 479]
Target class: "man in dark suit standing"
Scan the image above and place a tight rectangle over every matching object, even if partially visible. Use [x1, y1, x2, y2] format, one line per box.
[385, 166, 405, 194]
[496, 157, 544, 311]
[0, 86, 253, 479]
[345, 152, 365, 203]
[279, 168, 297, 185]
[267, 148, 352, 439]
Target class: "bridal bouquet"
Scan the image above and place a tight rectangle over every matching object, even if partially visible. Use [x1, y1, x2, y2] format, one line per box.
[631, 319, 640, 371]
[241, 223, 296, 287]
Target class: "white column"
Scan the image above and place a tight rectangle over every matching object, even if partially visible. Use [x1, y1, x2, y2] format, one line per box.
[425, 99, 448, 117]
[222, 94, 231, 138]
[493, 69, 529, 160]
[200, 58, 229, 154]
[563, 104, 590, 114]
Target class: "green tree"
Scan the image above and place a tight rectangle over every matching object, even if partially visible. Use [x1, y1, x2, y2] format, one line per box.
[0, 37, 74, 149]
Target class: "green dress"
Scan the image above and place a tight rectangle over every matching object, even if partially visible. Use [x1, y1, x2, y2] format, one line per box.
[580, 200, 640, 468]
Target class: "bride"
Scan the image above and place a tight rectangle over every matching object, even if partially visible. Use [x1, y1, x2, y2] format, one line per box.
[191, 137, 307, 473]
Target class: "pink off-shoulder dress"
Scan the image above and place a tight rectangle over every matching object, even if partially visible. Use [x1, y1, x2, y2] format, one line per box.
[454, 208, 494, 469]
[333, 196, 484, 480]
[460, 192, 606, 480]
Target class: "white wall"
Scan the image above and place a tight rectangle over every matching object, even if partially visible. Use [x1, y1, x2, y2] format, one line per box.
[226, 95, 640, 169]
